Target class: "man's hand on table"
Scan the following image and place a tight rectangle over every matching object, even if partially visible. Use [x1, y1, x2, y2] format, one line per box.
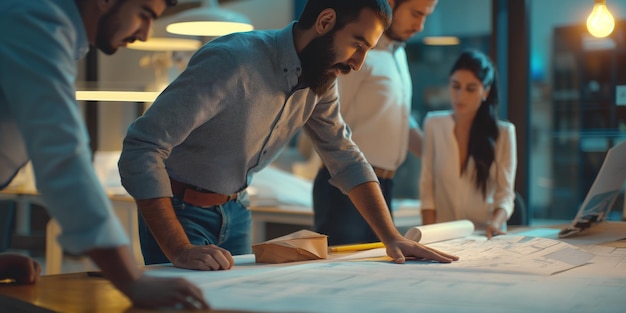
[173, 243, 235, 270]
[384, 238, 459, 264]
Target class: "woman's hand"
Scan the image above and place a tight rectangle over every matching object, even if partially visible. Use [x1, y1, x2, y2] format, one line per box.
[486, 208, 508, 239]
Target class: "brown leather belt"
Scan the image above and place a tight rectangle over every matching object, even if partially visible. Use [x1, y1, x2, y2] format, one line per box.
[170, 177, 237, 207]
[372, 166, 396, 179]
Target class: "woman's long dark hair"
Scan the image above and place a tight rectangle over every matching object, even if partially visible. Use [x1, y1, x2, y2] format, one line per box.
[450, 50, 500, 198]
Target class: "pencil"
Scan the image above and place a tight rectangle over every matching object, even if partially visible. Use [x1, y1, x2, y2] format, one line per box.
[328, 242, 385, 253]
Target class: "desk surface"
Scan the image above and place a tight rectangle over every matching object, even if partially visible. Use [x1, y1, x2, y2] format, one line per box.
[0, 272, 253, 313]
[0, 272, 132, 313]
[1, 223, 625, 313]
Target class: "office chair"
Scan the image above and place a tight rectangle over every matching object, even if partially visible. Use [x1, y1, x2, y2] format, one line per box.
[508, 192, 529, 226]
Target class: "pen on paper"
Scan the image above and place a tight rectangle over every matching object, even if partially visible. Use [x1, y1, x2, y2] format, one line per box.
[329, 242, 385, 253]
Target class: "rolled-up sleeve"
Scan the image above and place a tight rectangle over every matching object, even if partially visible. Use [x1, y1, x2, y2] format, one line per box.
[302, 85, 377, 194]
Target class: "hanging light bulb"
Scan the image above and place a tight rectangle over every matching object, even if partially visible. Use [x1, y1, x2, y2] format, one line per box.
[586, 0, 615, 38]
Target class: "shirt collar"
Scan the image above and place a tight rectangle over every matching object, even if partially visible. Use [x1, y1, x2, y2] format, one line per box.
[65, 0, 90, 60]
[375, 34, 405, 52]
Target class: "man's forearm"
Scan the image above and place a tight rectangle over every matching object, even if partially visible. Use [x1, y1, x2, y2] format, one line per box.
[136, 197, 190, 261]
[347, 181, 404, 243]
[87, 246, 141, 295]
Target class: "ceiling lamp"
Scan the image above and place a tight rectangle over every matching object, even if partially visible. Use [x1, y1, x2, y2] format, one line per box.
[166, 0, 254, 37]
[586, 0, 615, 38]
[75, 90, 160, 102]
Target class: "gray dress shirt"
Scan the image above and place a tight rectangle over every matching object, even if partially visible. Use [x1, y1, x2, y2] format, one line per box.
[119, 22, 377, 200]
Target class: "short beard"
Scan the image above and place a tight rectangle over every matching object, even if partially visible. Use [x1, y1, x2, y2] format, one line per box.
[298, 31, 338, 96]
[384, 28, 405, 42]
[95, 3, 124, 55]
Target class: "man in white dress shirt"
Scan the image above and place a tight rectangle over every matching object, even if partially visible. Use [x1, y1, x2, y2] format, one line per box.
[313, 0, 438, 245]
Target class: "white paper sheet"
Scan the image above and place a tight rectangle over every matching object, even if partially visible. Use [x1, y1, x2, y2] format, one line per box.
[144, 244, 626, 313]
[333, 235, 594, 275]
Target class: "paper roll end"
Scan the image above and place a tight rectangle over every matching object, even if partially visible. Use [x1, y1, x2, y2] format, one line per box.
[404, 227, 422, 242]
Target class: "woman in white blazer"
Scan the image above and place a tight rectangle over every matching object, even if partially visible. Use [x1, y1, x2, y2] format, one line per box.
[420, 50, 517, 238]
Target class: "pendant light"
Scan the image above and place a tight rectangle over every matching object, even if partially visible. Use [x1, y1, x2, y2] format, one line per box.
[166, 0, 254, 37]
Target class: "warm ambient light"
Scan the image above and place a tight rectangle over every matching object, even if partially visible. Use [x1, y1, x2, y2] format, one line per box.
[75, 91, 160, 102]
[127, 38, 201, 51]
[166, 0, 254, 37]
[422, 36, 460, 46]
[167, 21, 254, 37]
[587, 0, 615, 38]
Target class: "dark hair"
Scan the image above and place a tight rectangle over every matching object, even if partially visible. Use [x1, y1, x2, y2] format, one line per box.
[450, 49, 500, 198]
[297, 0, 392, 31]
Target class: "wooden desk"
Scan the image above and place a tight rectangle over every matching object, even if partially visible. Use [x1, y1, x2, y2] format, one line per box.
[0, 272, 246, 313]
[0, 273, 132, 313]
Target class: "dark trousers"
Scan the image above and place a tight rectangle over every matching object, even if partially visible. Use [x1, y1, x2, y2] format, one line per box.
[312, 167, 394, 246]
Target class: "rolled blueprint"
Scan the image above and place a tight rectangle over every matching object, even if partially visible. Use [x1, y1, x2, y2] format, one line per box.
[404, 220, 475, 244]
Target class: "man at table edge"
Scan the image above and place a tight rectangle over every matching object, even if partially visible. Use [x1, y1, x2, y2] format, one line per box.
[118, 0, 459, 271]
[0, 0, 208, 310]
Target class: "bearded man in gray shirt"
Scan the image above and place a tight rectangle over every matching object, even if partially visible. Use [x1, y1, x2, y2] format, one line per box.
[119, 0, 458, 271]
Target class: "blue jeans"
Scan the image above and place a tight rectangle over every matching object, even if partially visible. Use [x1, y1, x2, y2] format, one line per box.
[312, 167, 394, 245]
[138, 193, 252, 265]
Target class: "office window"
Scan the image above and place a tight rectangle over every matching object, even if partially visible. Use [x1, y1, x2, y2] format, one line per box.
[528, 0, 626, 222]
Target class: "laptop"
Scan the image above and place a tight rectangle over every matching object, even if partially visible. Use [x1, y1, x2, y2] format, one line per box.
[558, 140, 626, 238]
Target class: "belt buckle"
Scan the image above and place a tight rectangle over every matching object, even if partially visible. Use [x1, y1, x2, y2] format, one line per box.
[226, 193, 238, 202]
